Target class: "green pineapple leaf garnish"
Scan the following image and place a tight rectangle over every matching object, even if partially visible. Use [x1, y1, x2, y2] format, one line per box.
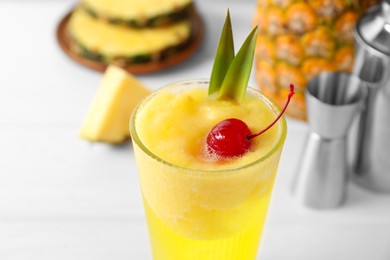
[209, 11, 258, 102]
[209, 10, 234, 97]
[219, 26, 258, 102]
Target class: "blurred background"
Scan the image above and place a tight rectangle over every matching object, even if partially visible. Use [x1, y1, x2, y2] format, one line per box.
[0, 0, 390, 259]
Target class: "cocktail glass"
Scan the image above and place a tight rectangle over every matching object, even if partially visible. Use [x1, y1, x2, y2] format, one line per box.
[130, 79, 287, 260]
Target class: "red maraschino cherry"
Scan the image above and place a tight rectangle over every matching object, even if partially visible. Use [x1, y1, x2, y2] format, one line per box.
[206, 84, 295, 159]
[207, 118, 252, 158]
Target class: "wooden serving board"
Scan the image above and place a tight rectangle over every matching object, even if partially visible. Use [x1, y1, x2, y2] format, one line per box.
[56, 9, 205, 74]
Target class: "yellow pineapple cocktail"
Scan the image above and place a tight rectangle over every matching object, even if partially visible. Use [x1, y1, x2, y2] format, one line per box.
[130, 79, 287, 259]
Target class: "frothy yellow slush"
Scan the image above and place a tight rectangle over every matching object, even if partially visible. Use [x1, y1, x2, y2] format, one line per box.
[130, 79, 287, 259]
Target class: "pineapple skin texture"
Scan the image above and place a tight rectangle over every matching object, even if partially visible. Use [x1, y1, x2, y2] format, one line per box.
[253, 0, 379, 121]
[79, 65, 151, 144]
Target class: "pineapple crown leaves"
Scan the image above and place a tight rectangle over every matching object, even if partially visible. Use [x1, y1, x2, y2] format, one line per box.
[209, 10, 234, 96]
[209, 10, 258, 102]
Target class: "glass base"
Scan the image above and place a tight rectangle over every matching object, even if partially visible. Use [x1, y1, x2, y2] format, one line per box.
[143, 194, 273, 260]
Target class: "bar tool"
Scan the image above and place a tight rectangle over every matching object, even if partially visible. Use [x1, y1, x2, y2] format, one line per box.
[292, 72, 366, 209]
[350, 0, 390, 193]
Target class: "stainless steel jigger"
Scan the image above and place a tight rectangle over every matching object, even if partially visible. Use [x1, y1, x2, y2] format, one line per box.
[291, 72, 366, 209]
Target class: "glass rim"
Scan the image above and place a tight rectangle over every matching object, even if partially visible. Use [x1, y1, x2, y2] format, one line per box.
[130, 79, 287, 175]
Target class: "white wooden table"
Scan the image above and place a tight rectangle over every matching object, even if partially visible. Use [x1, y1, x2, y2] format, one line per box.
[0, 0, 389, 259]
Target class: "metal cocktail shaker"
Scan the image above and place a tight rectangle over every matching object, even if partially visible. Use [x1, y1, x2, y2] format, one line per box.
[351, 0, 390, 193]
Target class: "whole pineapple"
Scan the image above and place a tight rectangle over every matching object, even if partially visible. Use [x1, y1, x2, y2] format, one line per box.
[253, 0, 378, 120]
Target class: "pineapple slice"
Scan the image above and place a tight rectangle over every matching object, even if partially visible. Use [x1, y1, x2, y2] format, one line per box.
[68, 8, 192, 64]
[80, 0, 192, 27]
[79, 65, 151, 143]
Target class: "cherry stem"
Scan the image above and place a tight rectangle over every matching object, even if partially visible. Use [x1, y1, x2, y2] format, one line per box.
[247, 84, 295, 140]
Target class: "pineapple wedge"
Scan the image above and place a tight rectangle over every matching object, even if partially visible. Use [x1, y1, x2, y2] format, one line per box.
[80, 65, 151, 143]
